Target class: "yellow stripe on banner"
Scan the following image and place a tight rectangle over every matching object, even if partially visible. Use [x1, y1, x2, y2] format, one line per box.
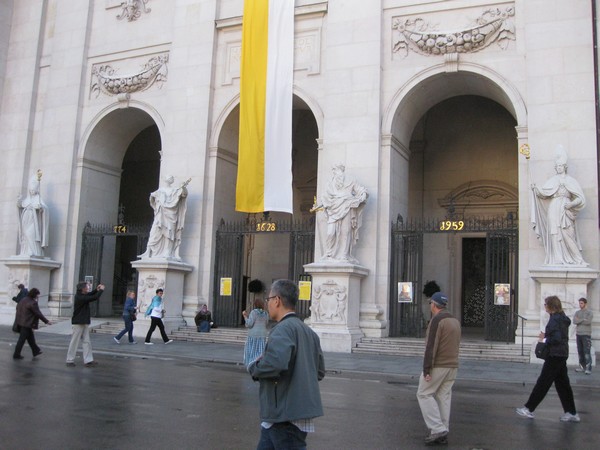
[236, 0, 269, 213]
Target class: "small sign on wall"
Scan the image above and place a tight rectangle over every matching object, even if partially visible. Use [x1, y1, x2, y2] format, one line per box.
[220, 278, 232, 296]
[299, 281, 312, 301]
[398, 282, 413, 303]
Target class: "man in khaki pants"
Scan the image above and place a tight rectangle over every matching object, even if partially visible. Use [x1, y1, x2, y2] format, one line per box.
[417, 292, 461, 446]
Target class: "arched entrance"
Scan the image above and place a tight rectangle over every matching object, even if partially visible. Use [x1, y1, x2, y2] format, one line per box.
[211, 95, 320, 326]
[77, 106, 162, 316]
[384, 68, 526, 341]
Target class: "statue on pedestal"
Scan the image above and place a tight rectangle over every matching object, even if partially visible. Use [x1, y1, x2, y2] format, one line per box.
[315, 164, 368, 263]
[139, 175, 190, 260]
[17, 170, 49, 257]
[531, 145, 588, 266]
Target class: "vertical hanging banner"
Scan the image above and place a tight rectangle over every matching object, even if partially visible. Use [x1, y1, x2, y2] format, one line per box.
[236, 0, 294, 214]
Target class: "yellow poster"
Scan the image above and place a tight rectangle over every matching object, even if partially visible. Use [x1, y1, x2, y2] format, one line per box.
[220, 277, 232, 296]
[298, 281, 312, 301]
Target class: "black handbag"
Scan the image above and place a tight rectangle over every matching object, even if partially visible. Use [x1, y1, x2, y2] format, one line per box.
[535, 341, 549, 360]
[130, 310, 137, 322]
[12, 320, 21, 333]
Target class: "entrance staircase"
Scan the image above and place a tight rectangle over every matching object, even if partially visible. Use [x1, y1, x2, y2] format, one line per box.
[91, 321, 530, 363]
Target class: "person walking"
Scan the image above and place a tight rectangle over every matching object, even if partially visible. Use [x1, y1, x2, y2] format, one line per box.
[573, 297, 593, 375]
[247, 279, 325, 449]
[114, 290, 137, 344]
[13, 288, 51, 359]
[66, 282, 104, 367]
[242, 298, 269, 366]
[12, 283, 28, 303]
[516, 295, 580, 422]
[144, 289, 173, 345]
[417, 292, 461, 446]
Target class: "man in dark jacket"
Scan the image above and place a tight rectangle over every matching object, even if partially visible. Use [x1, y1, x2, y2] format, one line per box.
[66, 281, 104, 367]
[13, 288, 51, 359]
[12, 283, 28, 303]
[417, 292, 461, 446]
[248, 279, 325, 449]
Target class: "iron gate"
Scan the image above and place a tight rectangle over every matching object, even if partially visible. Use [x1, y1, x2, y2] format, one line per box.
[390, 216, 518, 341]
[79, 222, 149, 316]
[213, 217, 315, 327]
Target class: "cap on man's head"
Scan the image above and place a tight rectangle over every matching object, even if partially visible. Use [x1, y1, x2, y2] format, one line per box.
[431, 292, 448, 307]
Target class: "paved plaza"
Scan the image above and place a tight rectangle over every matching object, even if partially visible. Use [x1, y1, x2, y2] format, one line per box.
[0, 325, 598, 449]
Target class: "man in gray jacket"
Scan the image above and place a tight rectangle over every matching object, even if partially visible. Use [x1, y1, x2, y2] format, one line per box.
[248, 279, 325, 449]
[574, 297, 593, 374]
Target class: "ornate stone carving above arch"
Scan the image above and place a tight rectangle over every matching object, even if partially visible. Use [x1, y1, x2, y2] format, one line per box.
[438, 180, 518, 214]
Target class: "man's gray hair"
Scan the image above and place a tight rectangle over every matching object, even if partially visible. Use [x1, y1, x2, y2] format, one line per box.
[270, 279, 298, 310]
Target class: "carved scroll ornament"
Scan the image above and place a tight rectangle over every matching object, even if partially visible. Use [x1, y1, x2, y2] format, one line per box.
[91, 54, 168, 98]
[392, 7, 515, 58]
[310, 280, 347, 323]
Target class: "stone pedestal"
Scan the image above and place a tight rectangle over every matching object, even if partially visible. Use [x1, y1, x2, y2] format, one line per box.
[131, 258, 193, 338]
[528, 267, 598, 365]
[2, 256, 61, 317]
[304, 261, 369, 353]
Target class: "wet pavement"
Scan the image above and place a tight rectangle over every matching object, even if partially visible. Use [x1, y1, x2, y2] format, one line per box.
[0, 325, 598, 449]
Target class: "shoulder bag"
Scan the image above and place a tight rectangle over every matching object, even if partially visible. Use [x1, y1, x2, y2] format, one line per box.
[535, 341, 549, 360]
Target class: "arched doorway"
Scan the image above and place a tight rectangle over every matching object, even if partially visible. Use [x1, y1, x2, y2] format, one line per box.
[385, 69, 525, 341]
[77, 107, 162, 316]
[211, 95, 320, 326]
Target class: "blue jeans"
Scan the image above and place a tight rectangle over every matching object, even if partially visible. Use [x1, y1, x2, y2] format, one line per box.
[576, 334, 592, 370]
[116, 316, 134, 342]
[256, 422, 307, 450]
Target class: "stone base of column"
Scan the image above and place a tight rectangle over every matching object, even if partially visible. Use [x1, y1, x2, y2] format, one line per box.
[528, 266, 599, 365]
[304, 261, 369, 353]
[131, 258, 193, 336]
[2, 256, 62, 316]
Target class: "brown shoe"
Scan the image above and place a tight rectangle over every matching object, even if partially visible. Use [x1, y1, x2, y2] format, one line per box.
[85, 361, 98, 367]
[66, 362, 76, 367]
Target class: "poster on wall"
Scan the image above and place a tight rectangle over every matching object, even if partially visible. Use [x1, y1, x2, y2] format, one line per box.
[220, 277, 232, 296]
[494, 283, 510, 305]
[299, 281, 312, 301]
[398, 282, 413, 303]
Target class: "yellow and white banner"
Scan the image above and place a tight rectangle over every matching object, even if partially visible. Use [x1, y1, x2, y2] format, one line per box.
[236, 0, 294, 214]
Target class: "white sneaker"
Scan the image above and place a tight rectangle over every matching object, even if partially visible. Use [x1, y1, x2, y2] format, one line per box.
[144, 342, 154, 345]
[585, 369, 591, 375]
[516, 407, 535, 419]
[165, 340, 174, 344]
[575, 365, 585, 372]
[113, 337, 120, 344]
[560, 412, 581, 422]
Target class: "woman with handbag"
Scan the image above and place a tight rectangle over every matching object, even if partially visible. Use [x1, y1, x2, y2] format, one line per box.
[144, 288, 173, 345]
[114, 290, 137, 344]
[516, 296, 580, 422]
[13, 288, 52, 359]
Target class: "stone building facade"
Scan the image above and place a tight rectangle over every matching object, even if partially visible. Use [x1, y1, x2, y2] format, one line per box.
[1, 0, 599, 356]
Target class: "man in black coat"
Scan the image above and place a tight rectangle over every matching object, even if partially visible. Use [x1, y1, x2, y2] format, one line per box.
[65, 281, 104, 367]
[13, 288, 51, 359]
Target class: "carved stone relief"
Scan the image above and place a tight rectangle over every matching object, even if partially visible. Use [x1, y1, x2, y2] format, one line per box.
[138, 274, 164, 313]
[116, 0, 151, 22]
[310, 280, 347, 323]
[8, 271, 28, 300]
[90, 54, 168, 98]
[392, 6, 515, 58]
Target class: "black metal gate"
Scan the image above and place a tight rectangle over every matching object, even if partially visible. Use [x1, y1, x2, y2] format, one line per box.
[79, 222, 148, 316]
[485, 229, 519, 342]
[389, 216, 518, 341]
[213, 217, 315, 327]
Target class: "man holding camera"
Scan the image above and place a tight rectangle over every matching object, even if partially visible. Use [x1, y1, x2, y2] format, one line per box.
[66, 282, 104, 367]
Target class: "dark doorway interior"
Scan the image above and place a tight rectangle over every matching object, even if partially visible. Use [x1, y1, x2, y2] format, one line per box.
[461, 238, 486, 331]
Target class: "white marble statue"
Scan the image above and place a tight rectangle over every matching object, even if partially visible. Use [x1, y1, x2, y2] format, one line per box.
[531, 145, 588, 266]
[318, 164, 368, 263]
[17, 170, 49, 257]
[139, 175, 190, 260]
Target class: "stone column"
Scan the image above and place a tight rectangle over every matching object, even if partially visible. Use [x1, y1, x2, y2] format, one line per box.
[131, 259, 193, 338]
[304, 261, 369, 353]
[528, 267, 598, 365]
[2, 256, 61, 317]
